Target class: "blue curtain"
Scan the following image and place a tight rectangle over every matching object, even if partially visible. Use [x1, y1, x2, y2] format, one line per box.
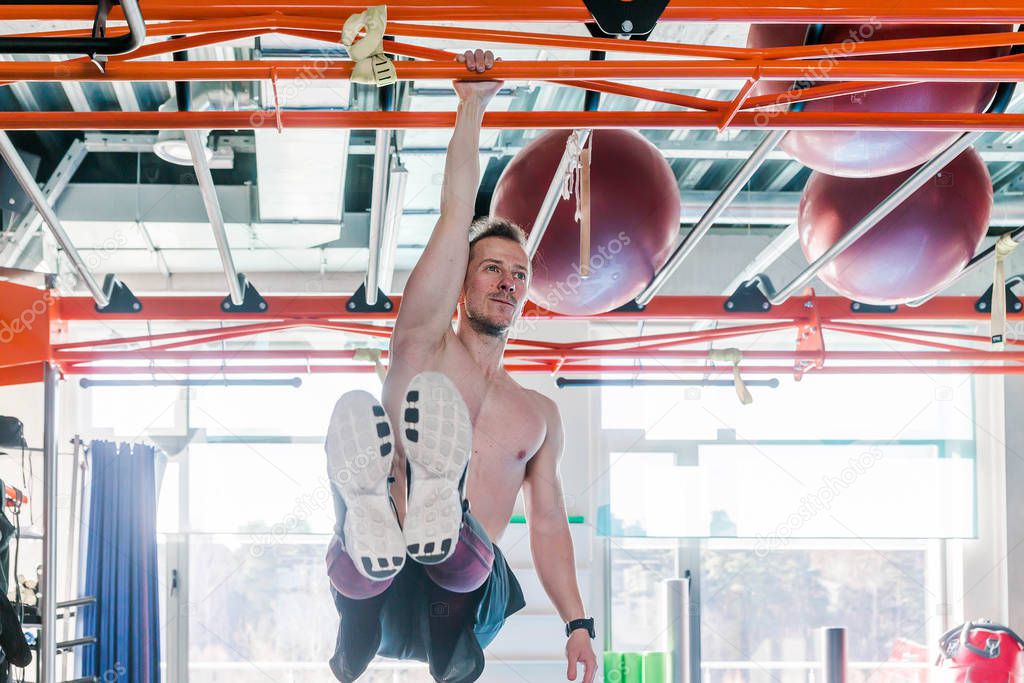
[80, 441, 161, 682]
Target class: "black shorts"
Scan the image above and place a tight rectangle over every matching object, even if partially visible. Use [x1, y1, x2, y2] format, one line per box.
[329, 521, 525, 682]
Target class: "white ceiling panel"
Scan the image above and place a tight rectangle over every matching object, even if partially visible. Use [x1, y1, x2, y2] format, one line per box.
[256, 128, 351, 222]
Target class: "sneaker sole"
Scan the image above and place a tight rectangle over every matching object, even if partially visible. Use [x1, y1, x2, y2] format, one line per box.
[325, 391, 405, 581]
[401, 372, 472, 565]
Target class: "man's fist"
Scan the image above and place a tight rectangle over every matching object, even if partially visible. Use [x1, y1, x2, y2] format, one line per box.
[454, 49, 503, 103]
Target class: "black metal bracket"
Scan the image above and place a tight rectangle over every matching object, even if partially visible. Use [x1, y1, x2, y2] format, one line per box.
[345, 283, 394, 313]
[725, 276, 774, 313]
[582, 23, 650, 110]
[94, 274, 141, 314]
[610, 299, 647, 314]
[581, 0, 669, 36]
[0, 0, 146, 57]
[975, 282, 1023, 314]
[220, 273, 268, 313]
[850, 301, 899, 314]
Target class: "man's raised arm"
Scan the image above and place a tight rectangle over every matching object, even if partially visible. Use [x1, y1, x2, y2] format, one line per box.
[391, 50, 502, 351]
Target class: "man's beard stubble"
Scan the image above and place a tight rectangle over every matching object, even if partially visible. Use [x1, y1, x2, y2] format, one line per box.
[464, 302, 510, 338]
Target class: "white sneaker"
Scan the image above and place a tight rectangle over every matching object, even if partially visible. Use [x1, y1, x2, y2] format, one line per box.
[400, 372, 472, 565]
[325, 391, 405, 581]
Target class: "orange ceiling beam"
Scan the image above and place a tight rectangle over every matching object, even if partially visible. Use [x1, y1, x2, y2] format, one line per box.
[1, 1, 1023, 23]
[4, 58, 1024, 83]
[0, 110, 1022, 131]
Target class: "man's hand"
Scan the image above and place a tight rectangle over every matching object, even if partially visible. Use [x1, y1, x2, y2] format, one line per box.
[454, 49, 503, 103]
[566, 630, 597, 683]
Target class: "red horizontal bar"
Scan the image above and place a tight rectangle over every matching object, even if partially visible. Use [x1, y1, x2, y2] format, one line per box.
[4, 110, 1024, 131]
[56, 349, 1024, 362]
[823, 321, 1024, 347]
[16, 17, 1024, 62]
[56, 363, 1024, 375]
[52, 295, 1024, 322]
[3, 0, 1023, 23]
[4, 58, 1024, 83]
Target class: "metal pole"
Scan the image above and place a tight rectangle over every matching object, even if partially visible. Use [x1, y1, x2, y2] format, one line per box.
[637, 130, 787, 307]
[666, 577, 692, 683]
[185, 129, 244, 305]
[822, 627, 847, 683]
[41, 361, 60, 683]
[525, 128, 591, 258]
[365, 130, 390, 306]
[1, 139, 88, 269]
[61, 436, 82, 682]
[0, 133, 108, 306]
[907, 225, 1024, 307]
[764, 131, 983, 305]
[379, 163, 409, 295]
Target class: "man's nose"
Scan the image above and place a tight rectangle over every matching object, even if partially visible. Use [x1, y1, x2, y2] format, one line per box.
[499, 276, 516, 292]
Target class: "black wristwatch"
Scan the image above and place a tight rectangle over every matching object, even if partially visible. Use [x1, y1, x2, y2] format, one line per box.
[565, 617, 595, 639]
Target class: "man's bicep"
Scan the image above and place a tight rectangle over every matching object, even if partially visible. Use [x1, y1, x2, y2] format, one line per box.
[392, 217, 469, 345]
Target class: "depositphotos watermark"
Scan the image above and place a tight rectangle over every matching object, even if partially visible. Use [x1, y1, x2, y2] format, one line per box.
[248, 445, 381, 557]
[754, 447, 884, 557]
[512, 230, 632, 335]
[752, 19, 883, 128]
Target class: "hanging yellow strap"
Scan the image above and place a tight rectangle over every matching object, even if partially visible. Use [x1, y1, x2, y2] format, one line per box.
[991, 232, 1019, 349]
[341, 6, 397, 87]
[353, 347, 387, 383]
[708, 348, 753, 405]
[579, 138, 592, 279]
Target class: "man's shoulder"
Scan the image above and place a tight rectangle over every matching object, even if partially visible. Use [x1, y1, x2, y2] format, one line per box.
[512, 383, 560, 423]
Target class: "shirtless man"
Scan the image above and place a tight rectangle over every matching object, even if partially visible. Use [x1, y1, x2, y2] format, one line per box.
[324, 50, 597, 683]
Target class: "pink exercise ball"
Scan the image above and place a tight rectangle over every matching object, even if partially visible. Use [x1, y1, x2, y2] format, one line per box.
[747, 23, 1011, 178]
[490, 130, 679, 315]
[798, 148, 992, 304]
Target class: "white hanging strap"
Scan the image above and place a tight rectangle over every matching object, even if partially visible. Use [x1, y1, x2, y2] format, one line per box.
[560, 129, 586, 210]
[353, 347, 387, 382]
[991, 232, 1019, 348]
[708, 348, 753, 405]
[579, 135, 592, 278]
[341, 5, 397, 87]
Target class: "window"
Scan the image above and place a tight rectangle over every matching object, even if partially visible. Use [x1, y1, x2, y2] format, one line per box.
[84, 376, 428, 681]
[602, 371, 972, 682]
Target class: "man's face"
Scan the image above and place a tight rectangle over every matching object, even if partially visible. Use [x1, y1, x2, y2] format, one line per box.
[461, 237, 530, 337]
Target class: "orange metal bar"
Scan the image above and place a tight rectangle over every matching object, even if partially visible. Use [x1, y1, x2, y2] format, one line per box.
[47, 293, 1024, 322]
[570, 79, 722, 111]
[14, 17, 1023, 62]
[4, 110, 1024, 131]
[388, 21, 1024, 61]
[4, 1, 1024, 23]
[825, 326, 986, 354]
[0, 363, 44, 387]
[385, 21, 753, 60]
[823, 321, 1024, 347]
[759, 29, 1024, 60]
[7, 58, 1024, 83]
[719, 76, 758, 130]
[375, 38, 725, 112]
[572, 322, 798, 350]
[0, 30, 268, 89]
[54, 363, 1024, 375]
[54, 348, 1024, 362]
[743, 52, 1024, 111]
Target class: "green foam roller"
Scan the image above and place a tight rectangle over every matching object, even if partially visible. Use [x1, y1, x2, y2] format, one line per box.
[603, 652, 623, 683]
[643, 652, 668, 683]
[621, 652, 643, 683]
